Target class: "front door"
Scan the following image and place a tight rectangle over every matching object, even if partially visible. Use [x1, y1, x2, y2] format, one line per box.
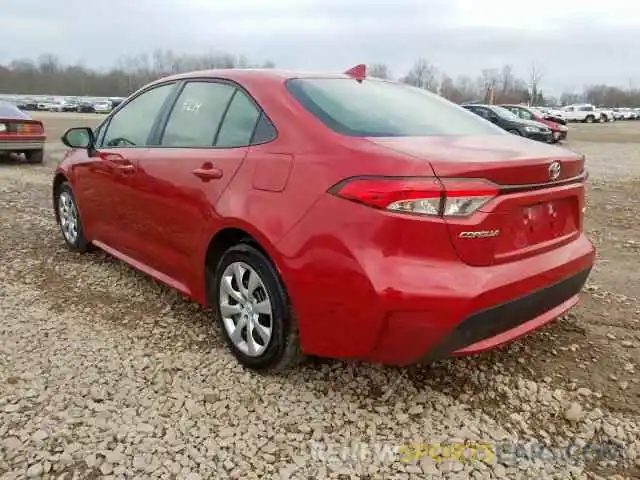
[83, 82, 178, 258]
[129, 80, 263, 290]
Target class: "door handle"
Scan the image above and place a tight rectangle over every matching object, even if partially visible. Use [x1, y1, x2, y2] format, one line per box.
[192, 167, 223, 181]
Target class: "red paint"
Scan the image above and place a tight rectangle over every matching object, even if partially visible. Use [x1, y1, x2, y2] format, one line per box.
[55, 69, 595, 366]
[344, 64, 367, 81]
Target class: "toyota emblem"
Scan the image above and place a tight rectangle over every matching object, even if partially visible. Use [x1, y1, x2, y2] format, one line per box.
[548, 161, 561, 181]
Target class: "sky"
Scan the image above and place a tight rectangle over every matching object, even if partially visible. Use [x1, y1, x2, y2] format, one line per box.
[1, 0, 640, 95]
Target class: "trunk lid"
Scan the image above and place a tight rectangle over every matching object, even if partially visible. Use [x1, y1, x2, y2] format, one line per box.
[366, 135, 586, 266]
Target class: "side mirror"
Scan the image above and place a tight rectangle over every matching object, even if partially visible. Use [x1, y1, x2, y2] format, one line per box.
[488, 115, 499, 124]
[61, 127, 95, 150]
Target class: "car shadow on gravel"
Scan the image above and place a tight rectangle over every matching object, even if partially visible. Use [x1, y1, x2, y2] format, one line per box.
[0, 153, 36, 165]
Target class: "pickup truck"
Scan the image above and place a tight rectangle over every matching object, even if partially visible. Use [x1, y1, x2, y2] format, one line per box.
[561, 104, 601, 123]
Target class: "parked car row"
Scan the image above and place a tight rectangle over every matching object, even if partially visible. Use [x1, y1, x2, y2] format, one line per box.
[558, 104, 640, 123]
[3, 96, 126, 114]
[462, 104, 568, 143]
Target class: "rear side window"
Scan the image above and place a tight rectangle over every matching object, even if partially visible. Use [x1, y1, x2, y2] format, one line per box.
[215, 90, 261, 147]
[287, 78, 502, 137]
[161, 82, 235, 147]
[251, 114, 277, 144]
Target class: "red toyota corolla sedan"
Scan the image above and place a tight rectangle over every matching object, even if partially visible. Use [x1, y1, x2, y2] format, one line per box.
[54, 66, 595, 371]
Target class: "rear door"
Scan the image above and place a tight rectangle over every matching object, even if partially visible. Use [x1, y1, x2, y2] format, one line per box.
[128, 80, 263, 289]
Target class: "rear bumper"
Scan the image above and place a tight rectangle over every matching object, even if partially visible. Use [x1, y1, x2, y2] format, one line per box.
[277, 194, 596, 365]
[424, 267, 590, 361]
[0, 140, 45, 151]
[363, 234, 595, 365]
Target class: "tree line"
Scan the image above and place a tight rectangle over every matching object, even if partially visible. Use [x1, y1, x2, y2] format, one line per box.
[1, 50, 639, 107]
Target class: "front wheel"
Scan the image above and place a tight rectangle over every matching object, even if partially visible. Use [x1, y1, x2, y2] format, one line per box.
[213, 244, 302, 372]
[55, 182, 91, 253]
[507, 129, 522, 136]
[585, 115, 595, 123]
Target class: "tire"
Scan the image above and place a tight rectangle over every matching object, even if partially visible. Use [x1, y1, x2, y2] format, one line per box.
[507, 129, 522, 136]
[55, 182, 91, 253]
[212, 243, 302, 372]
[585, 115, 595, 123]
[24, 149, 44, 164]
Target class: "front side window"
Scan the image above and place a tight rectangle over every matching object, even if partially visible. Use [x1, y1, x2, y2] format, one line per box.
[102, 83, 174, 147]
[161, 82, 235, 147]
[287, 78, 502, 137]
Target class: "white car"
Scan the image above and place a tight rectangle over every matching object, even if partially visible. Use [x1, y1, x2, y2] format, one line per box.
[561, 104, 601, 123]
[612, 108, 625, 120]
[598, 107, 615, 123]
[37, 100, 58, 111]
[541, 107, 566, 120]
[92, 101, 112, 114]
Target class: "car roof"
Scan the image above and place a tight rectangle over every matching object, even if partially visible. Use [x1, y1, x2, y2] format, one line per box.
[147, 69, 388, 92]
[161, 68, 361, 82]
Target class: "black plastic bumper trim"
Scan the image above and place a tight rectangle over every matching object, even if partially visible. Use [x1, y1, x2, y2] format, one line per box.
[424, 267, 592, 362]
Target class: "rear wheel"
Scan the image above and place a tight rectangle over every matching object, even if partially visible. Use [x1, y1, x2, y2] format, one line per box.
[24, 149, 44, 164]
[212, 243, 302, 372]
[585, 115, 595, 123]
[55, 182, 90, 252]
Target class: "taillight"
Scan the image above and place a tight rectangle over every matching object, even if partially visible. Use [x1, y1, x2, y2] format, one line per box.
[4, 121, 44, 135]
[439, 179, 498, 217]
[19, 122, 44, 134]
[330, 177, 498, 217]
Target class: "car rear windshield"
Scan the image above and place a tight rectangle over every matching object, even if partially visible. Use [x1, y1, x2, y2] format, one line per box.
[286, 78, 503, 137]
[0, 101, 29, 119]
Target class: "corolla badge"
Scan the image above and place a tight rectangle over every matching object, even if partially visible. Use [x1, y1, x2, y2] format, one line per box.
[458, 229, 501, 239]
[548, 160, 561, 181]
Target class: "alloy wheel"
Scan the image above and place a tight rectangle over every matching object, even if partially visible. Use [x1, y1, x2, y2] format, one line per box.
[219, 261, 273, 357]
[58, 191, 79, 245]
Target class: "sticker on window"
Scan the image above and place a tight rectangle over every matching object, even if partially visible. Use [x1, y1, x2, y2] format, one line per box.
[182, 100, 201, 113]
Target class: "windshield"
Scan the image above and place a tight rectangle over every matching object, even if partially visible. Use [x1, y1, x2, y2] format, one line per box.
[286, 78, 503, 137]
[491, 106, 521, 121]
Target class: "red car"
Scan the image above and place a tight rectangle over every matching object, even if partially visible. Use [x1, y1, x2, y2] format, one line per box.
[54, 66, 595, 371]
[501, 104, 569, 143]
[0, 101, 45, 163]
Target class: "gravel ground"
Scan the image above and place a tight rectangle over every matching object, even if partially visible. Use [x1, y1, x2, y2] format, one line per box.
[1, 114, 639, 479]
